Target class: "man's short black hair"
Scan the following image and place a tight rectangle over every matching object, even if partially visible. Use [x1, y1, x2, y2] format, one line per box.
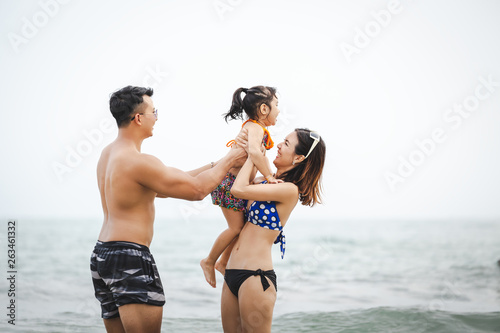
[109, 86, 154, 127]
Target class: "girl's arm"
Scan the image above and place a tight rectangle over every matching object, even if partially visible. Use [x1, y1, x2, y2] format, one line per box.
[231, 158, 298, 203]
[245, 122, 276, 183]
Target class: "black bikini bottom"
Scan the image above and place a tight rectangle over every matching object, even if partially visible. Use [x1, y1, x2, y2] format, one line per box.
[224, 269, 277, 298]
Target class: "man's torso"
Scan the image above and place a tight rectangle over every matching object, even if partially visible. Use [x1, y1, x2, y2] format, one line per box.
[97, 141, 157, 247]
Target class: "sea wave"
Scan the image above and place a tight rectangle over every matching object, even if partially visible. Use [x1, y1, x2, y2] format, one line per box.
[272, 308, 500, 333]
[5, 307, 500, 333]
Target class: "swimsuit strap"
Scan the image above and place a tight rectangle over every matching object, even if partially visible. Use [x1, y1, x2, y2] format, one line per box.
[274, 231, 286, 259]
[253, 269, 271, 291]
[225, 120, 274, 149]
[242, 119, 274, 150]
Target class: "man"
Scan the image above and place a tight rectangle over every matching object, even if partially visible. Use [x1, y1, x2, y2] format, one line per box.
[90, 86, 247, 332]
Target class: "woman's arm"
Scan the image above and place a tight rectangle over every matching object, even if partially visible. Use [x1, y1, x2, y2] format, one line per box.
[231, 158, 298, 203]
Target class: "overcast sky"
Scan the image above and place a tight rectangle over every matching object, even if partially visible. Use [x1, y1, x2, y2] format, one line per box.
[1, 0, 499, 222]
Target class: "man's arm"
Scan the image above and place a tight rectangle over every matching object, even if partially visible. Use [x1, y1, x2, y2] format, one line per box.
[186, 160, 219, 177]
[137, 146, 246, 201]
[186, 128, 250, 177]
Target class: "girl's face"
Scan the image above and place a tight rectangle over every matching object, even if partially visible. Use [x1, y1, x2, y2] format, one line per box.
[261, 96, 280, 126]
[274, 131, 299, 168]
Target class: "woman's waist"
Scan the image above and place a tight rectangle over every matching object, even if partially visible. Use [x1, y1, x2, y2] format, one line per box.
[242, 221, 281, 239]
[226, 257, 274, 271]
[227, 244, 274, 270]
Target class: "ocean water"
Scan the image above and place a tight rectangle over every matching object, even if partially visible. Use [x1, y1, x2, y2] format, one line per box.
[1, 217, 499, 332]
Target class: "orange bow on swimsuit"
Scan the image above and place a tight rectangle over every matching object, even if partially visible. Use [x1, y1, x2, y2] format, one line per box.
[226, 119, 274, 150]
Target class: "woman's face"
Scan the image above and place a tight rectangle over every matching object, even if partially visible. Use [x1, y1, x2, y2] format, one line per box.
[273, 131, 299, 168]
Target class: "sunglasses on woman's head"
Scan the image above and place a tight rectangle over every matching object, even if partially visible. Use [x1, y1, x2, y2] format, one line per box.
[305, 131, 320, 159]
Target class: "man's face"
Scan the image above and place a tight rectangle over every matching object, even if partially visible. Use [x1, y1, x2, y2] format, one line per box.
[137, 95, 157, 137]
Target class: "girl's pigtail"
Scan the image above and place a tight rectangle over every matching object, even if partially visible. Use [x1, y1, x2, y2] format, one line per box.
[223, 87, 247, 122]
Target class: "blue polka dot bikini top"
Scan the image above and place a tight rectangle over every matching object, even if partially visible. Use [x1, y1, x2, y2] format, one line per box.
[246, 199, 286, 259]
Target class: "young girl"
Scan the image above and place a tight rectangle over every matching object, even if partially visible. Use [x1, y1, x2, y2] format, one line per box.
[200, 85, 280, 288]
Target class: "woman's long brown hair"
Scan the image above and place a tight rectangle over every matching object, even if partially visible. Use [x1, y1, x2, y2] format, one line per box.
[278, 128, 326, 206]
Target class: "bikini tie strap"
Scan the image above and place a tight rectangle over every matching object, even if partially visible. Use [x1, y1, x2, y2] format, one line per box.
[253, 269, 271, 291]
[274, 231, 286, 259]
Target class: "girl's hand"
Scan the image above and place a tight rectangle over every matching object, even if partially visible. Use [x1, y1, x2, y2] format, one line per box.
[265, 175, 283, 184]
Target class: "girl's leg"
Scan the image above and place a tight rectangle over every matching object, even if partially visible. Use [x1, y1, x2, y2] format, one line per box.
[216, 236, 239, 276]
[200, 208, 244, 287]
[238, 276, 276, 333]
[221, 281, 242, 333]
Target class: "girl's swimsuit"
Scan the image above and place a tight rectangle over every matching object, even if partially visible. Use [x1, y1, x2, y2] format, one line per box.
[211, 172, 247, 211]
[243, 119, 274, 149]
[226, 119, 274, 150]
[224, 192, 286, 298]
[211, 120, 274, 211]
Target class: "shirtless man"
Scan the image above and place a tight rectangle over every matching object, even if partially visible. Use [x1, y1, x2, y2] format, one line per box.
[90, 86, 247, 333]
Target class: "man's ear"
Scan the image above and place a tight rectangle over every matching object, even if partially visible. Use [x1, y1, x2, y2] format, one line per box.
[129, 115, 136, 125]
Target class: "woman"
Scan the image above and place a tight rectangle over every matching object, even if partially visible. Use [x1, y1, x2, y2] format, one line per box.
[221, 128, 326, 332]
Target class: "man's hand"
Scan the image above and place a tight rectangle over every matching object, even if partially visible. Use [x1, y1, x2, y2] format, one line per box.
[235, 128, 249, 151]
[228, 144, 248, 168]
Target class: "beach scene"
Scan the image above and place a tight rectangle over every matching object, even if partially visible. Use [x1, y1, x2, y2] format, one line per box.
[1, 0, 500, 332]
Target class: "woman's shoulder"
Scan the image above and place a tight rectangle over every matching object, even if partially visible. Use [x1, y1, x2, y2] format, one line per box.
[267, 181, 300, 203]
[281, 182, 300, 198]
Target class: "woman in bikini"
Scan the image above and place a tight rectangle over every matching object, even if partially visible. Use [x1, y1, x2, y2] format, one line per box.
[221, 128, 326, 333]
[201, 86, 280, 288]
